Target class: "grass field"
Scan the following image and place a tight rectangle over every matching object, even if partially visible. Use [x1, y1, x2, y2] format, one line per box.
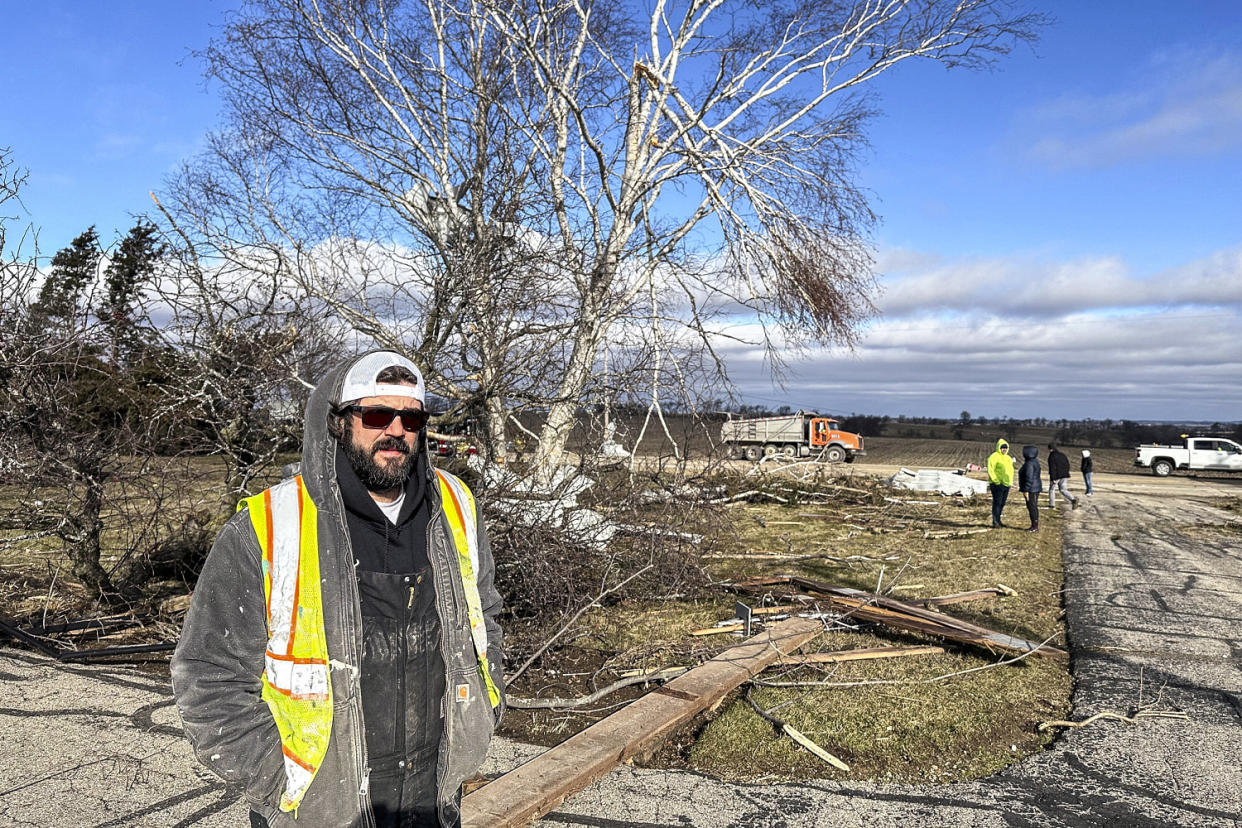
[855, 436, 1138, 475]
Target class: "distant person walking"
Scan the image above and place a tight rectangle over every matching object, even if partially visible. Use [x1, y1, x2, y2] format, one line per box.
[1019, 445, 1042, 532]
[986, 438, 1014, 528]
[1081, 450, 1094, 495]
[1047, 443, 1079, 509]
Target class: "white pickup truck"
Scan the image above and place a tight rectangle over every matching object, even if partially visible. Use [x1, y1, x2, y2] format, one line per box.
[1134, 436, 1242, 476]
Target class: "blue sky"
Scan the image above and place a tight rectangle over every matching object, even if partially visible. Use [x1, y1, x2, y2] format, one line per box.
[3, 1, 1240, 422]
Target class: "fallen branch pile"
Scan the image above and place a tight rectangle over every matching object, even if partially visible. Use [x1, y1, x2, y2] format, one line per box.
[0, 614, 177, 662]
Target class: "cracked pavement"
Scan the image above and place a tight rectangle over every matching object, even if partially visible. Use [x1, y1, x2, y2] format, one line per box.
[2, 475, 1239, 827]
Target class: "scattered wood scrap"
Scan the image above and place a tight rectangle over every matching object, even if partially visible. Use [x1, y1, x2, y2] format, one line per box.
[732, 576, 1066, 660]
[691, 623, 748, 636]
[461, 617, 822, 828]
[775, 645, 944, 666]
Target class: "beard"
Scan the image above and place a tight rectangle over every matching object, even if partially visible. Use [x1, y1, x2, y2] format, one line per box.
[343, 432, 417, 493]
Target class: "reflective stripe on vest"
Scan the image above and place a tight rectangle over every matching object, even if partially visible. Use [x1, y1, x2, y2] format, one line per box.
[240, 476, 332, 815]
[435, 469, 502, 709]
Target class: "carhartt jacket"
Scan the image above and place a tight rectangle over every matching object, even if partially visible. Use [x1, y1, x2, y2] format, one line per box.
[172, 353, 504, 828]
[986, 439, 1014, 487]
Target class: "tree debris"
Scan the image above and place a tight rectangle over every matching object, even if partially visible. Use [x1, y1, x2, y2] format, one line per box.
[775, 645, 944, 666]
[1038, 709, 1190, 732]
[923, 584, 1017, 607]
[744, 687, 849, 772]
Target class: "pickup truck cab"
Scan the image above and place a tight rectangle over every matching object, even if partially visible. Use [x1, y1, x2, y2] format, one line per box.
[1135, 437, 1242, 476]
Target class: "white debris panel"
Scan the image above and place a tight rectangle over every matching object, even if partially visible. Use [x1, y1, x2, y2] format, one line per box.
[885, 468, 989, 497]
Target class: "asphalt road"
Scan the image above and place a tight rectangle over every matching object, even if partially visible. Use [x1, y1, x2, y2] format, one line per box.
[2, 475, 1239, 827]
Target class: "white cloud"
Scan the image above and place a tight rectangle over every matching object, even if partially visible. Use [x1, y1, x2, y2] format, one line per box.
[1023, 51, 1242, 168]
[717, 243, 1242, 421]
[877, 247, 1242, 317]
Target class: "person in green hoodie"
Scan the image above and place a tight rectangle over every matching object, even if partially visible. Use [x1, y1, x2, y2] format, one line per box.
[986, 438, 1015, 528]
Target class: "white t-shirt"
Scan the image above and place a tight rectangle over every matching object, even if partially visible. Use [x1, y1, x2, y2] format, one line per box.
[375, 489, 405, 524]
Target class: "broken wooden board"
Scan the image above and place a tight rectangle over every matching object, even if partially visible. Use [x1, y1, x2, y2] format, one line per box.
[460, 616, 822, 828]
[775, 645, 944, 665]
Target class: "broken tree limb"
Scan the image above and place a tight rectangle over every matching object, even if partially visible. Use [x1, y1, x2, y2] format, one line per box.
[754, 635, 1061, 689]
[923, 584, 1017, 607]
[507, 667, 691, 710]
[923, 527, 991, 539]
[774, 645, 944, 666]
[744, 687, 849, 772]
[708, 490, 789, 505]
[1037, 709, 1190, 732]
[508, 564, 653, 685]
[461, 617, 823, 828]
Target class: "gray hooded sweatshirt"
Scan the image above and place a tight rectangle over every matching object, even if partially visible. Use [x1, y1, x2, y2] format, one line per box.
[171, 353, 504, 827]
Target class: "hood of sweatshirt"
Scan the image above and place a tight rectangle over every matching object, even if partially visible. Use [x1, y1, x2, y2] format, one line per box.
[1022, 445, 1038, 460]
[994, 438, 1009, 452]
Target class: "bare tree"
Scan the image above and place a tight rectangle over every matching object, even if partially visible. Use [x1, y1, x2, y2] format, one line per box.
[0, 224, 183, 601]
[148, 191, 338, 508]
[173, 0, 1040, 481]
[0, 148, 28, 256]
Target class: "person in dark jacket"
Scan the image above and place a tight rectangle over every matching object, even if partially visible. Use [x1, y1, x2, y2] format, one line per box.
[1047, 443, 1079, 510]
[1018, 445, 1042, 532]
[172, 352, 504, 828]
[1081, 450, 1094, 495]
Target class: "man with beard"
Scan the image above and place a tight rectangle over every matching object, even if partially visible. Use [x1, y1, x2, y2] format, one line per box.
[173, 351, 504, 828]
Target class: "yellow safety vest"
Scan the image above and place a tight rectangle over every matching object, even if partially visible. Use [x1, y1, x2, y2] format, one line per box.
[240, 470, 499, 814]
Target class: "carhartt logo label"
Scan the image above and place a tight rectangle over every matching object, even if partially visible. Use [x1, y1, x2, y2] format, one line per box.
[455, 684, 470, 703]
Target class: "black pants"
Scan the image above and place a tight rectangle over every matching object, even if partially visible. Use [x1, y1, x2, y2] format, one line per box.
[250, 797, 458, 828]
[1024, 491, 1040, 528]
[989, 484, 1009, 525]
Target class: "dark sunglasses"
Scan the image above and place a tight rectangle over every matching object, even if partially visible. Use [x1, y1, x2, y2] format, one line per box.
[340, 405, 428, 432]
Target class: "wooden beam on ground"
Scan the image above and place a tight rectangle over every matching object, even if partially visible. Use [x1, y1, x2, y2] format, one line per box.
[775, 645, 944, 666]
[460, 617, 822, 828]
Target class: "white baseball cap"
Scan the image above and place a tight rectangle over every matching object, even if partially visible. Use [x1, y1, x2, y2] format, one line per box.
[339, 351, 425, 405]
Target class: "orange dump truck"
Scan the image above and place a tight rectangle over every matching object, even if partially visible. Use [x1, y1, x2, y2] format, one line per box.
[721, 411, 865, 463]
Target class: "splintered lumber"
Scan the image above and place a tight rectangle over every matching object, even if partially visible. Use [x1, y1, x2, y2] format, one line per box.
[460, 617, 822, 828]
[691, 604, 804, 635]
[691, 622, 748, 636]
[776, 645, 944, 666]
[734, 576, 1065, 660]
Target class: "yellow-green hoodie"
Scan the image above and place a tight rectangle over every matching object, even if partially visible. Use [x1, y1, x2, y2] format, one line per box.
[987, 439, 1014, 487]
